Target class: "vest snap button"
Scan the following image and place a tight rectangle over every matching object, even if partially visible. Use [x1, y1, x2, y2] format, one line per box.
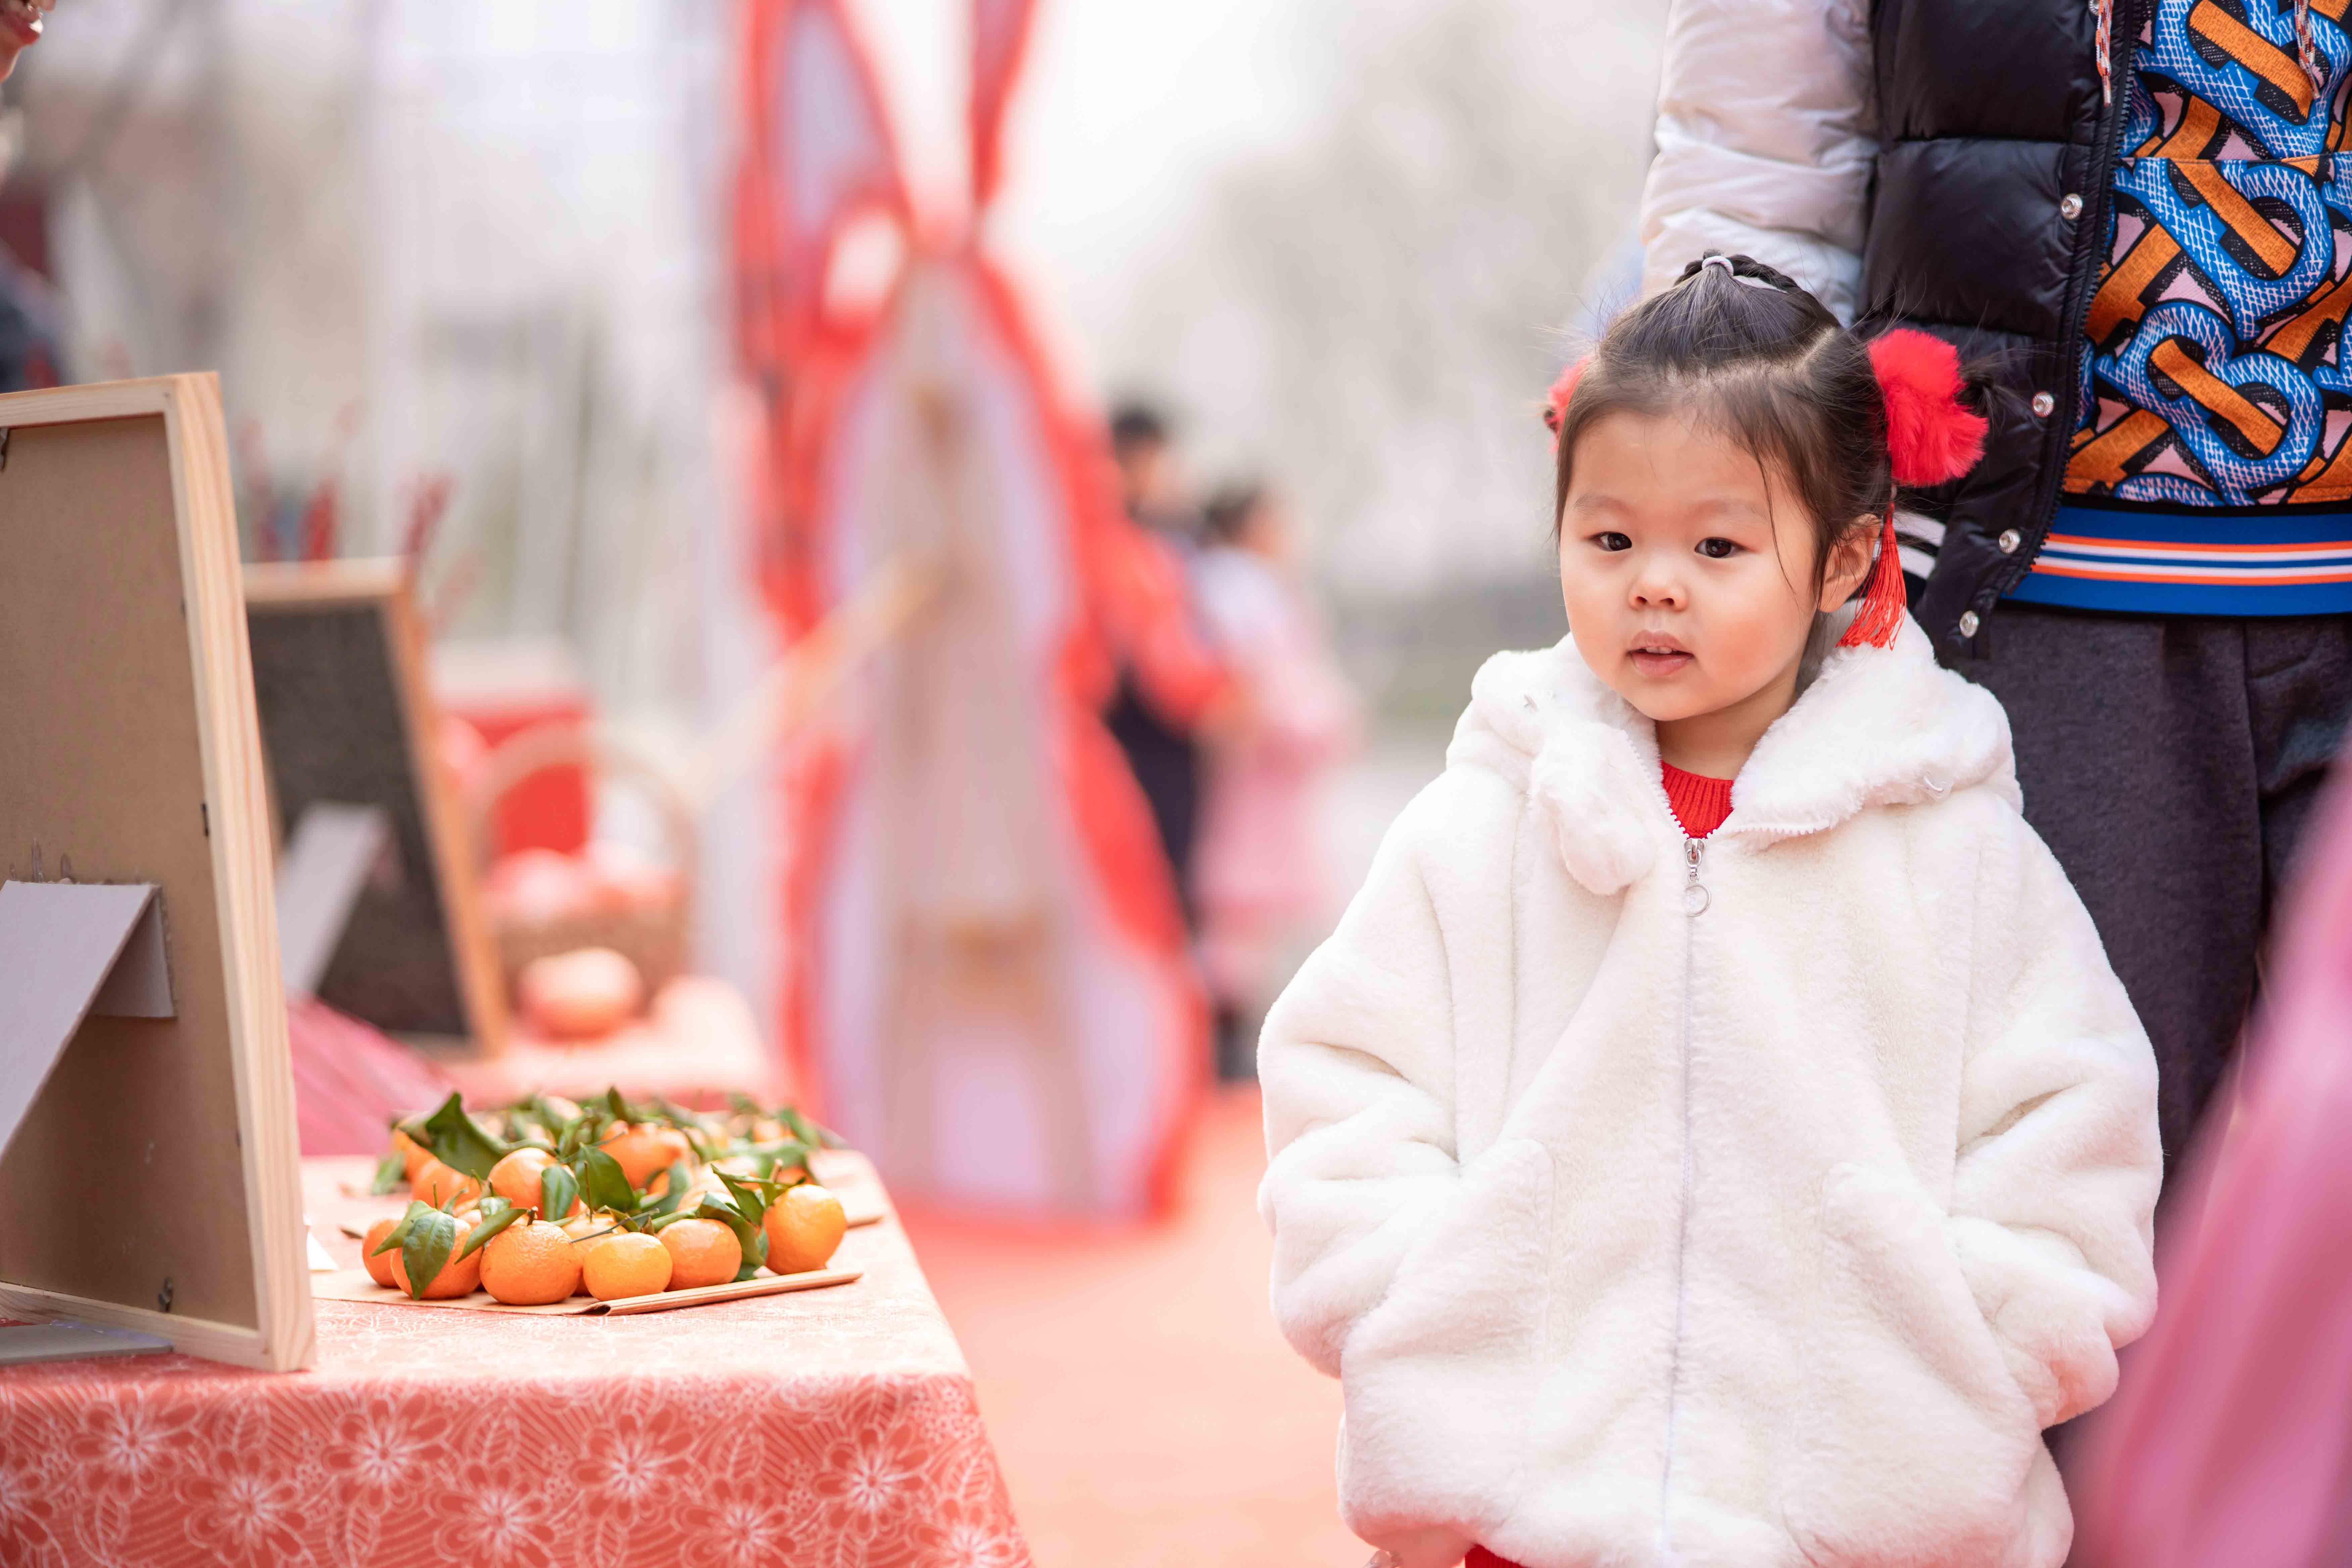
[1998, 528, 2022, 553]
[1958, 610, 1982, 637]
[2031, 391, 2056, 418]
[2060, 193, 2084, 219]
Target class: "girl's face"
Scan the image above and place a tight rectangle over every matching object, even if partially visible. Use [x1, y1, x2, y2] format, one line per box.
[1559, 409, 1871, 734]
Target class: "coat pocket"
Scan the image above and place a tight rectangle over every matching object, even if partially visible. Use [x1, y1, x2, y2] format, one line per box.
[1337, 1138, 1556, 1550]
[1780, 1163, 2043, 1568]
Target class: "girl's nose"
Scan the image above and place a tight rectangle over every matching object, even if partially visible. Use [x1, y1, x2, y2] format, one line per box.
[1630, 560, 1685, 610]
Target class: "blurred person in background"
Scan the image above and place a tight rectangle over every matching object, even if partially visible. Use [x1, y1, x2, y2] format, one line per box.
[0, 110, 60, 393]
[1639, 0, 2352, 1192]
[2069, 746, 2352, 1568]
[0, 0, 59, 396]
[0, 0, 51, 82]
[1190, 481, 1360, 1082]
[1101, 398, 1232, 936]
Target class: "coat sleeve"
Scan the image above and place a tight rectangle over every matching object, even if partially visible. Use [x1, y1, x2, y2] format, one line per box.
[1637, 0, 1876, 320]
[1256, 776, 1475, 1378]
[1945, 809, 2163, 1429]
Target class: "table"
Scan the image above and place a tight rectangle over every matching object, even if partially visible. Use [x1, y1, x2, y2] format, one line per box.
[0, 1155, 1029, 1568]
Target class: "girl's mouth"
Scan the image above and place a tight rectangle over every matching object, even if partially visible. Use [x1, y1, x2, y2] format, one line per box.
[1627, 642, 1694, 677]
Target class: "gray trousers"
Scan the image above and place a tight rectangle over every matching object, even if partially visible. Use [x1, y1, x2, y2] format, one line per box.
[1944, 606, 2352, 1181]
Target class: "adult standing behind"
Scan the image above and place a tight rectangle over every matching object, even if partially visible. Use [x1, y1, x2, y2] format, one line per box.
[1101, 400, 1231, 929]
[1639, 0, 2352, 1180]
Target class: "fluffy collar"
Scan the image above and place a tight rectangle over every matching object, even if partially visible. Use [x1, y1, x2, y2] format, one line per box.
[1445, 618, 2019, 896]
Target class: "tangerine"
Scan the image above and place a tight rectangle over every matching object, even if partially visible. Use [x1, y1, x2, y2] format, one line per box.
[581, 1231, 672, 1300]
[361, 1217, 400, 1287]
[392, 1129, 433, 1183]
[389, 1214, 482, 1298]
[480, 1220, 583, 1305]
[658, 1218, 741, 1290]
[487, 1148, 578, 1216]
[414, 1159, 482, 1210]
[562, 1216, 613, 1295]
[601, 1124, 692, 1188]
[762, 1183, 847, 1274]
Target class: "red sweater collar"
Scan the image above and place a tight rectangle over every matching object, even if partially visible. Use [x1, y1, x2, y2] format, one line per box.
[1662, 762, 1734, 839]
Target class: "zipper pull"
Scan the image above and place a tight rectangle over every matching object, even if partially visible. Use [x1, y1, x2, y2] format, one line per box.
[1683, 839, 1709, 916]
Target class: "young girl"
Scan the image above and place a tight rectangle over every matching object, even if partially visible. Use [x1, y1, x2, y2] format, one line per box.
[1258, 254, 2163, 1568]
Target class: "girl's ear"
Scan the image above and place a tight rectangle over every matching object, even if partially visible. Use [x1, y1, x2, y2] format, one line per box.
[1819, 516, 1878, 613]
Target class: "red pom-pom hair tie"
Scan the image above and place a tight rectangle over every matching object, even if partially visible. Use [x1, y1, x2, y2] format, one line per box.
[1840, 329, 1989, 649]
[1542, 355, 1589, 443]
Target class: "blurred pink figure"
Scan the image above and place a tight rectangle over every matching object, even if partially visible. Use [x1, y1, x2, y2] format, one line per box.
[2070, 755, 2352, 1567]
[1191, 486, 1361, 1027]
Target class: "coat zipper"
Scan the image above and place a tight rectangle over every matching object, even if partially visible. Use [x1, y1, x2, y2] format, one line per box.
[1998, 0, 2149, 599]
[1657, 835, 1706, 1555]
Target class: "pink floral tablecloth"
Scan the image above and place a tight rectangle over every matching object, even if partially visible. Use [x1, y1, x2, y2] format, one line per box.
[0, 1158, 1029, 1568]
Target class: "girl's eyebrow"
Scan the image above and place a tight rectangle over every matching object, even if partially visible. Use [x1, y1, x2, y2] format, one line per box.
[1565, 490, 1772, 521]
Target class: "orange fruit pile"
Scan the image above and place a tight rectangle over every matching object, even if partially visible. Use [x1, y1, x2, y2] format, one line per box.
[371, 1092, 855, 1308]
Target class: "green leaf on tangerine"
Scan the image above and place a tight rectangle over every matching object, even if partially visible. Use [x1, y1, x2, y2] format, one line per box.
[370, 1150, 407, 1195]
[400, 1208, 458, 1299]
[576, 1148, 635, 1215]
[781, 1106, 844, 1149]
[414, 1091, 508, 1181]
[539, 1165, 579, 1223]
[644, 1161, 694, 1218]
[455, 1203, 526, 1261]
[716, 1170, 769, 1227]
[370, 1199, 434, 1257]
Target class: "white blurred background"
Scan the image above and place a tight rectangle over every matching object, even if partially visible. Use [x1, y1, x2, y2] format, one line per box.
[4, 0, 1665, 1007]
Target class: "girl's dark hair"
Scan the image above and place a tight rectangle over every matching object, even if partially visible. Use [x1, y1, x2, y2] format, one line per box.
[1553, 253, 1892, 594]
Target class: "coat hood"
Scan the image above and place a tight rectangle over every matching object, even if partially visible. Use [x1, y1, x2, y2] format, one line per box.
[1447, 617, 2020, 896]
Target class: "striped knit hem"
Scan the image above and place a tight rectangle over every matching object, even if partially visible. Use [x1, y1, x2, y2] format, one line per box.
[2006, 500, 2352, 616]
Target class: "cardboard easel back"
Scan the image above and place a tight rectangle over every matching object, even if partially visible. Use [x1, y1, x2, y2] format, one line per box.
[0, 377, 315, 1372]
[243, 560, 506, 1051]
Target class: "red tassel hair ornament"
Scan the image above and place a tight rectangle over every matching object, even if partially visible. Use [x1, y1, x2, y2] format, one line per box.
[1542, 355, 1589, 442]
[1841, 329, 1989, 649]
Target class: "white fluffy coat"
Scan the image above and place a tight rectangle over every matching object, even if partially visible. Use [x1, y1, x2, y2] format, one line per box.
[1258, 624, 2160, 1568]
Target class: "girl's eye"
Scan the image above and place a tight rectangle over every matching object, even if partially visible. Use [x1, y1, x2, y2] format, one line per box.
[1695, 537, 1741, 559]
[1591, 532, 1632, 552]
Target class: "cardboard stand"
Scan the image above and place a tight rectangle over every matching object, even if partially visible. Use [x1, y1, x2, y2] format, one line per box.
[244, 560, 505, 1051]
[0, 883, 175, 1141]
[0, 376, 314, 1371]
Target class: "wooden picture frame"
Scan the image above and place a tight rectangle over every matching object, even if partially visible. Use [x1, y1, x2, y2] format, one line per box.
[243, 559, 507, 1053]
[0, 375, 314, 1371]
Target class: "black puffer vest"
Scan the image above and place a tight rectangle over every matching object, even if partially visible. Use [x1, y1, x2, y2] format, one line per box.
[1862, 0, 2149, 655]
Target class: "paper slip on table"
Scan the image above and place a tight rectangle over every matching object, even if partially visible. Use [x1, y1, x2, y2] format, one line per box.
[0, 1149, 1032, 1568]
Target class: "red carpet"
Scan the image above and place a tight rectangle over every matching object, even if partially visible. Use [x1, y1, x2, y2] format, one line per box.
[900, 1086, 1360, 1567]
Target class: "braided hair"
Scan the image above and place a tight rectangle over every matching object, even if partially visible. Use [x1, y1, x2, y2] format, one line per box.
[1552, 252, 1894, 599]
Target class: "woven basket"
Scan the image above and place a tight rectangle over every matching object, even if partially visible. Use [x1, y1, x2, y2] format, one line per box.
[468, 723, 696, 996]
